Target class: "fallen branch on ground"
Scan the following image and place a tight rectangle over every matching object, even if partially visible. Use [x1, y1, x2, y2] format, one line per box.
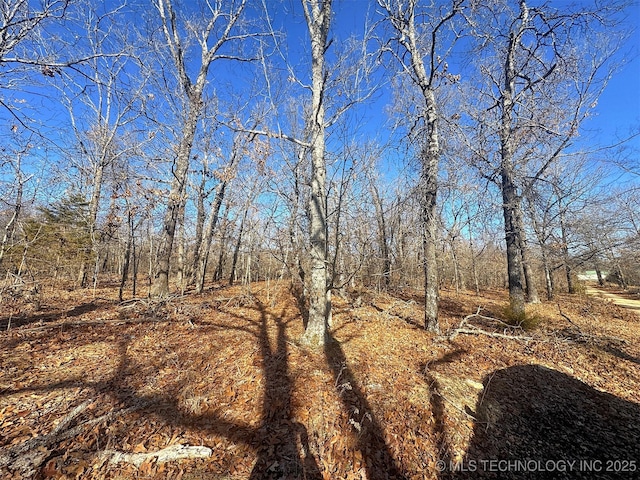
[0, 399, 148, 476]
[450, 327, 534, 341]
[554, 304, 627, 345]
[101, 444, 213, 467]
[448, 307, 533, 341]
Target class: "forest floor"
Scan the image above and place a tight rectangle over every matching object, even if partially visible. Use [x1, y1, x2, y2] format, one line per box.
[1, 280, 639, 480]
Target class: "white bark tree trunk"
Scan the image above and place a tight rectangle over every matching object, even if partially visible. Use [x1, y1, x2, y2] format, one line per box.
[379, 0, 461, 332]
[300, 0, 331, 347]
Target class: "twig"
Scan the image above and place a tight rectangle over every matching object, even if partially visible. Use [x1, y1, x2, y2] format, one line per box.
[557, 303, 578, 327]
[434, 388, 479, 423]
[477, 372, 495, 433]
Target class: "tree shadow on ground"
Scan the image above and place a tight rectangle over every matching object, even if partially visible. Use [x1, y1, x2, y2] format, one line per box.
[555, 328, 640, 366]
[450, 364, 640, 480]
[247, 298, 321, 478]
[122, 298, 323, 479]
[0, 295, 323, 479]
[421, 349, 469, 480]
[0, 301, 106, 329]
[324, 333, 406, 479]
[599, 344, 640, 365]
[2, 290, 410, 478]
[379, 290, 471, 329]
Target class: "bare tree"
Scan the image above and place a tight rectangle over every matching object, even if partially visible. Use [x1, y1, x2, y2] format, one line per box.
[0, 140, 33, 268]
[379, 0, 463, 332]
[234, 0, 372, 346]
[297, 0, 332, 346]
[369, 173, 391, 290]
[465, 0, 628, 316]
[0, 0, 70, 123]
[149, 0, 256, 297]
[53, 3, 144, 288]
[193, 130, 266, 293]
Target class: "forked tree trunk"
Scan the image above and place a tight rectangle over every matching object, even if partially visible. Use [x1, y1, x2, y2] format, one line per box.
[151, 0, 246, 297]
[229, 207, 248, 287]
[195, 179, 228, 293]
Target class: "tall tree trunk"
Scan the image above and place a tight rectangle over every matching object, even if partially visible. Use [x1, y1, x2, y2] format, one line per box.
[301, 0, 331, 347]
[213, 208, 229, 282]
[229, 206, 248, 286]
[152, 102, 200, 296]
[559, 207, 576, 294]
[176, 201, 187, 294]
[418, 85, 441, 332]
[190, 168, 207, 285]
[119, 209, 133, 302]
[499, 3, 527, 318]
[371, 182, 391, 289]
[501, 165, 526, 317]
[515, 206, 539, 303]
[541, 249, 554, 300]
[132, 223, 138, 298]
[421, 144, 440, 332]
[78, 158, 107, 288]
[195, 179, 228, 293]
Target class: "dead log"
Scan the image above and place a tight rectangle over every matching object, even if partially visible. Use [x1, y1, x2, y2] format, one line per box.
[102, 444, 213, 467]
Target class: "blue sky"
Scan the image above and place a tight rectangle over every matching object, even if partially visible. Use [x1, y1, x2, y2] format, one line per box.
[2, 0, 638, 198]
[587, 48, 640, 146]
[269, 0, 640, 155]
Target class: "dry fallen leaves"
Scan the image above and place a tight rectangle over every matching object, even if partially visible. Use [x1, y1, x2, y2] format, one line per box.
[0, 281, 638, 479]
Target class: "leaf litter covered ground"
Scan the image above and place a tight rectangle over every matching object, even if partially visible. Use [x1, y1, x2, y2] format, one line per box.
[1, 281, 639, 479]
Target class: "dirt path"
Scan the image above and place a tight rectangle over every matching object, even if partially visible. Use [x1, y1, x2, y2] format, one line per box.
[584, 285, 640, 314]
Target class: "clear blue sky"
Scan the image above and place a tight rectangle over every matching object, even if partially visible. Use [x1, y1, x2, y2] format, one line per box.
[277, 0, 640, 154]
